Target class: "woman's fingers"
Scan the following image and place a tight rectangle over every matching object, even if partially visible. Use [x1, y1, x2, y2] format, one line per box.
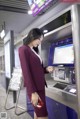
[31, 98, 38, 106]
[46, 66, 54, 73]
[31, 92, 39, 106]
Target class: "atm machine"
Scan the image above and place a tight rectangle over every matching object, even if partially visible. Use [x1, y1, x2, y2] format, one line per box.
[45, 37, 78, 119]
[48, 38, 76, 94]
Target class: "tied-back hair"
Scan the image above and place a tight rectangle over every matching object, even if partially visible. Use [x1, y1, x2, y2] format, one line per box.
[23, 28, 44, 54]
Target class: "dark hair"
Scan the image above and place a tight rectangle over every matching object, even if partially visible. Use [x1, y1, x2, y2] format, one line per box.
[23, 28, 44, 45]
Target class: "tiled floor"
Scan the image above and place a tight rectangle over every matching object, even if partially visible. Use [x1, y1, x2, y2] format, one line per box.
[0, 74, 33, 119]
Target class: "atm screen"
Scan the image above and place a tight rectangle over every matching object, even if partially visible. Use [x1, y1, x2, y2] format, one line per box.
[53, 44, 74, 65]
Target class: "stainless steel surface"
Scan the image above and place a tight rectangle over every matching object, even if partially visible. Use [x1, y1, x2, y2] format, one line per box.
[45, 79, 78, 113]
[44, 22, 72, 42]
[39, 4, 72, 29]
[71, 4, 80, 119]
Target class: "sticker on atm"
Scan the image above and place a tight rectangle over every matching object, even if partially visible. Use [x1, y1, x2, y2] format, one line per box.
[69, 88, 76, 93]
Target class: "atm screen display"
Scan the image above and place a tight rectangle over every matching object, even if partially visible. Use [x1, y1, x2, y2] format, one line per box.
[27, 0, 53, 16]
[53, 44, 74, 65]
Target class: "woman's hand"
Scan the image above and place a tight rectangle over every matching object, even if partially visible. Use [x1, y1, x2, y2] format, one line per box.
[31, 92, 41, 107]
[46, 66, 54, 73]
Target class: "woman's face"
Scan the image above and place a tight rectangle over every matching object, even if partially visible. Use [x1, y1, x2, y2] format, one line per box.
[32, 35, 43, 47]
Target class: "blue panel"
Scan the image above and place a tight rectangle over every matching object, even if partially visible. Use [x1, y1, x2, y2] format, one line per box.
[66, 107, 78, 119]
[46, 97, 68, 119]
[26, 95, 34, 118]
[46, 97, 78, 119]
[46, 96, 56, 119]
[48, 38, 74, 67]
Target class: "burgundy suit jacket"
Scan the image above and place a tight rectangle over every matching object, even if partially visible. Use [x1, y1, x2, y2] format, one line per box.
[19, 45, 47, 95]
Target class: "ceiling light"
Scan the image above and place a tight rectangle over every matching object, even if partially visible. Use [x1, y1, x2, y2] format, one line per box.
[0, 29, 5, 39]
[43, 30, 48, 33]
[28, 10, 32, 15]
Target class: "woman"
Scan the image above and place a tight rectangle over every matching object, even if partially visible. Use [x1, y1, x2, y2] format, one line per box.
[19, 28, 54, 119]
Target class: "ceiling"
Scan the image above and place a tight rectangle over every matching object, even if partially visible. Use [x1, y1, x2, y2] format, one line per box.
[0, 0, 38, 47]
[0, 10, 37, 35]
[0, 0, 59, 47]
[0, 0, 29, 13]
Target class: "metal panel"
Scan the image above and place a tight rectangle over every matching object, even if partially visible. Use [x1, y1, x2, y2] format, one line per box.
[45, 85, 78, 113]
[71, 4, 80, 119]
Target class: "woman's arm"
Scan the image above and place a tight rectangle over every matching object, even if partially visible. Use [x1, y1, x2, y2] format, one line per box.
[42, 63, 54, 73]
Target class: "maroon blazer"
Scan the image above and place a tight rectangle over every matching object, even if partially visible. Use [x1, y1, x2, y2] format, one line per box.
[19, 45, 47, 95]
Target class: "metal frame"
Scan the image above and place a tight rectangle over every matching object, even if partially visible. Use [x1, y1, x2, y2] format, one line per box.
[71, 4, 80, 119]
[4, 67, 34, 116]
[4, 81, 27, 116]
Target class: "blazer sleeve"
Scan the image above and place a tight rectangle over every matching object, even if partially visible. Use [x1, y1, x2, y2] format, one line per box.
[43, 67, 49, 73]
[42, 62, 49, 74]
[19, 47, 37, 94]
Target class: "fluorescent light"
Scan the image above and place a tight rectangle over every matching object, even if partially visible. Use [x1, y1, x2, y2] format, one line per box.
[28, 10, 32, 15]
[0, 29, 5, 39]
[43, 30, 48, 33]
